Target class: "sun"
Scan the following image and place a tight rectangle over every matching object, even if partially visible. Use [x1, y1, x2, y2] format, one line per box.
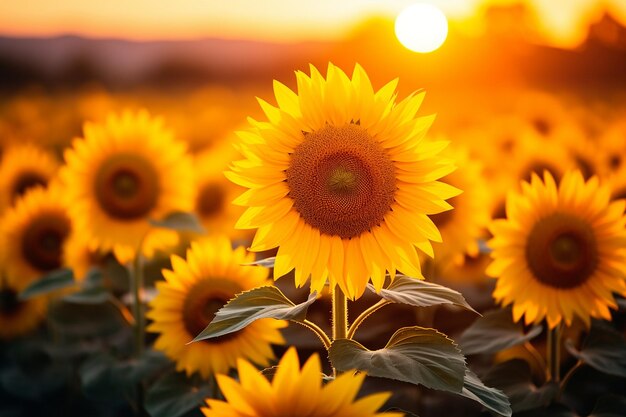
[395, 3, 449, 53]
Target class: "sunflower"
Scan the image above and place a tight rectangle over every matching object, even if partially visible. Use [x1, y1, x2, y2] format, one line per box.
[429, 145, 490, 265]
[61, 109, 195, 264]
[193, 141, 250, 240]
[0, 275, 47, 339]
[62, 232, 106, 281]
[202, 347, 403, 417]
[147, 235, 285, 379]
[227, 63, 457, 299]
[0, 143, 59, 211]
[487, 171, 626, 328]
[0, 185, 72, 285]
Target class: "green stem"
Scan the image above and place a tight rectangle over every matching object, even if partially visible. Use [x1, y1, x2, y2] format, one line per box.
[331, 287, 348, 341]
[293, 319, 332, 350]
[558, 359, 583, 399]
[347, 299, 392, 339]
[547, 324, 562, 383]
[131, 252, 145, 358]
[331, 287, 348, 377]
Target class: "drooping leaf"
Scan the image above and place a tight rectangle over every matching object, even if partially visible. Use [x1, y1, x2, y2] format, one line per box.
[589, 395, 626, 417]
[18, 268, 75, 300]
[150, 211, 206, 234]
[458, 308, 542, 355]
[483, 359, 557, 412]
[192, 286, 317, 342]
[368, 276, 479, 314]
[565, 321, 626, 378]
[328, 326, 466, 392]
[461, 370, 512, 416]
[146, 370, 213, 417]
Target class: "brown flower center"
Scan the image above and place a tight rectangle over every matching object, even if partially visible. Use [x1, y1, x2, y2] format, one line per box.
[11, 172, 47, 203]
[0, 288, 22, 316]
[286, 124, 396, 239]
[182, 279, 242, 342]
[526, 213, 598, 289]
[22, 213, 71, 272]
[95, 154, 159, 220]
[197, 183, 225, 218]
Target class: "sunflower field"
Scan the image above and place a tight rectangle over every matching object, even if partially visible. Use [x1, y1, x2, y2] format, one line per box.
[1, 1, 626, 417]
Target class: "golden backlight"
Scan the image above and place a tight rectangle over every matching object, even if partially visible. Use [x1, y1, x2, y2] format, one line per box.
[395, 3, 449, 53]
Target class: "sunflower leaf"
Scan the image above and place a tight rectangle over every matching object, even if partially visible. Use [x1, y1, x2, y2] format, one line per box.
[482, 359, 558, 412]
[461, 370, 512, 416]
[18, 268, 75, 300]
[145, 370, 214, 417]
[565, 321, 626, 378]
[368, 276, 479, 314]
[458, 308, 543, 355]
[191, 286, 317, 342]
[149, 211, 206, 234]
[328, 326, 467, 392]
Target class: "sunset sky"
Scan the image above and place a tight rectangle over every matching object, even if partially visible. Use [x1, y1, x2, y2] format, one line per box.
[0, 0, 625, 47]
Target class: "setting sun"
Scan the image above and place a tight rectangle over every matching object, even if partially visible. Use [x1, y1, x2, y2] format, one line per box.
[395, 3, 448, 53]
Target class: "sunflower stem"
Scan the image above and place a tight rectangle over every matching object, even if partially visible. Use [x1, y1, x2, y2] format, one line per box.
[347, 299, 392, 339]
[546, 324, 562, 383]
[558, 359, 583, 400]
[130, 252, 145, 358]
[331, 286, 348, 377]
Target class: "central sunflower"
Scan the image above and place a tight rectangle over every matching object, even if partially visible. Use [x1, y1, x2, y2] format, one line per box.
[228, 63, 457, 299]
[487, 171, 626, 328]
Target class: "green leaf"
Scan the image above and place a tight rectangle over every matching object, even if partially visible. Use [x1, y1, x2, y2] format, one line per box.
[565, 321, 626, 378]
[328, 326, 466, 392]
[62, 270, 110, 304]
[150, 211, 206, 234]
[461, 371, 512, 416]
[368, 276, 478, 314]
[80, 350, 171, 401]
[192, 286, 317, 342]
[483, 359, 557, 412]
[589, 395, 626, 417]
[146, 370, 213, 417]
[458, 308, 542, 355]
[18, 268, 75, 300]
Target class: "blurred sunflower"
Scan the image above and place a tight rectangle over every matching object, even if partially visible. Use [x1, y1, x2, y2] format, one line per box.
[0, 143, 59, 211]
[228, 63, 457, 299]
[0, 275, 47, 339]
[597, 119, 626, 178]
[62, 232, 105, 281]
[147, 236, 285, 379]
[61, 110, 195, 263]
[0, 185, 72, 284]
[489, 131, 577, 219]
[193, 141, 249, 240]
[202, 347, 403, 417]
[430, 145, 490, 265]
[487, 171, 626, 328]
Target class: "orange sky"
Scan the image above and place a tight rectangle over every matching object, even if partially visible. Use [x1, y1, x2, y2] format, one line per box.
[0, 0, 624, 47]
